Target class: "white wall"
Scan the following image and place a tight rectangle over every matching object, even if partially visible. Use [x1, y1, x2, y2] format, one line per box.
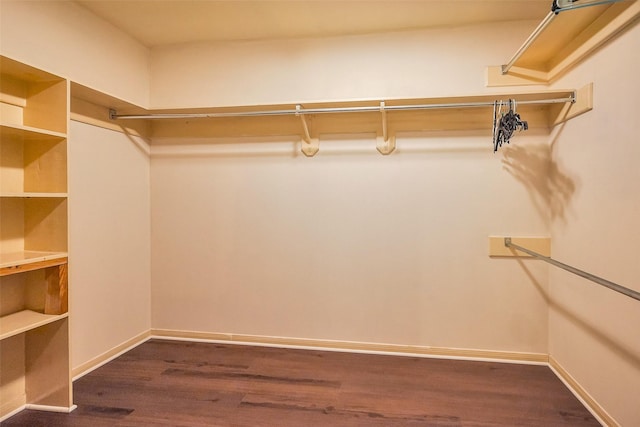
[0, 0, 150, 107]
[150, 21, 552, 355]
[151, 137, 550, 353]
[150, 22, 538, 108]
[549, 24, 640, 426]
[68, 121, 151, 370]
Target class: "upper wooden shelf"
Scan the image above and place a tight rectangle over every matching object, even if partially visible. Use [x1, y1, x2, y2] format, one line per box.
[71, 82, 593, 156]
[1, 55, 68, 135]
[0, 56, 64, 84]
[488, 1, 639, 86]
[70, 82, 150, 138]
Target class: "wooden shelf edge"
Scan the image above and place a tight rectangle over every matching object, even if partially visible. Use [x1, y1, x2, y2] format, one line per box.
[0, 252, 68, 276]
[0, 310, 68, 341]
[0, 193, 68, 198]
[0, 122, 67, 140]
[486, 65, 551, 87]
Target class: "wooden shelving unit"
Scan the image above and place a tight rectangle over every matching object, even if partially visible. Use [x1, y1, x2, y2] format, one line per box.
[487, 1, 639, 85]
[0, 56, 73, 419]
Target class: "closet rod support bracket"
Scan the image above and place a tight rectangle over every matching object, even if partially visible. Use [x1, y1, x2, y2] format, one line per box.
[109, 109, 117, 120]
[296, 105, 319, 157]
[377, 101, 396, 155]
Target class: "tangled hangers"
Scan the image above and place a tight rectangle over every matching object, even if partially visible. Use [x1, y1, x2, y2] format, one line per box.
[493, 99, 529, 152]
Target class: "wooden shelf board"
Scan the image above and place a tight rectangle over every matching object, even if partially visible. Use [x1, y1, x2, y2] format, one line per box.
[0, 251, 68, 274]
[70, 82, 151, 138]
[0, 57, 64, 84]
[0, 123, 66, 141]
[150, 89, 578, 139]
[148, 89, 577, 115]
[488, 1, 639, 86]
[515, 4, 612, 70]
[0, 310, 68, 341]
[0, 193, 68, 198]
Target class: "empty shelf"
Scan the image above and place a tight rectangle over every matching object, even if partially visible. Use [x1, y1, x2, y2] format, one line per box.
[0, 310, 68, 340]
[0, 251, 68, 276]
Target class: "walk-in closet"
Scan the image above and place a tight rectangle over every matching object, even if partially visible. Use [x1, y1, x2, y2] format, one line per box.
[1, 1, 638, 425]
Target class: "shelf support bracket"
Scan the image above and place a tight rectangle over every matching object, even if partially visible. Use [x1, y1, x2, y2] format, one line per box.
[44, 263, 68, 315]
[296, 105, 319, 157]
[376, 102, 396, 155]
[548, 83, 592, 127]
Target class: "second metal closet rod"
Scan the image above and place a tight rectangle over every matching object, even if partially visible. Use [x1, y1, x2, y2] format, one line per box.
[109, 94, 576, 120]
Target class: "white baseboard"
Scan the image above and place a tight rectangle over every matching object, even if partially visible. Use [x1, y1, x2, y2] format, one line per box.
[25, 404, 77, 413]
[549, 356, 616, 427]
[72, 330, 151, 380]
[0, 404, 26, 423]
[149, 328, 549, 365]
[0, 404, 76, 422]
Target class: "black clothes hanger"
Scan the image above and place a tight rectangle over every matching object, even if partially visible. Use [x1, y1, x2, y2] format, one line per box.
[493, 99, 528, 152]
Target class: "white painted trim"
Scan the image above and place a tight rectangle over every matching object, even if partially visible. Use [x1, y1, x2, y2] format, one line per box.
[72, 330, 151, 380]
[0, 405, 26, 423]
[149, 329, 549, 366]
[25, 404, 77, 413]
[0, 404, 77, 422]
[549, 356, 616, 427]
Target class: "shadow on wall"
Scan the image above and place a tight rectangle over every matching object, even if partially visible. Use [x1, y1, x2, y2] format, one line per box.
[515, 259, 640, 371]
[501, 131, 575, 223]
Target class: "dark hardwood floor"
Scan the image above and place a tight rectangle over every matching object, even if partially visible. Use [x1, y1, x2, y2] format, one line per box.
[2, 339, 600, 426]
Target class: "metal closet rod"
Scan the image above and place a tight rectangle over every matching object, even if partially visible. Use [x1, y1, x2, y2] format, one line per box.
[502, 0, 624, 74]
[504, 238, 640, 302]
[109, 95, 575, 120]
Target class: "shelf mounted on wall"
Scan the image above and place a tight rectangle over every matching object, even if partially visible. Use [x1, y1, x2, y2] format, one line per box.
[108, 85, 592, 156]
[487, 0, 639, 86]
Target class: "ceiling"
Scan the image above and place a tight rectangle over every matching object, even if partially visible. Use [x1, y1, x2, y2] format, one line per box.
[74, 0, 552, 47]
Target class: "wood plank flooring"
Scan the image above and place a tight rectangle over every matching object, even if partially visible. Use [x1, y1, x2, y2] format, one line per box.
[2, 339, 600, 426]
